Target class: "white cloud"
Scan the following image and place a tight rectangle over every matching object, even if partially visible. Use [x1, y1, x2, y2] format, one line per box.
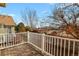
[48, 3, 55, 5]
[0, 13, 15, 17]
[0, 13, 8, 15]
[8, 14, 15, 17]
[41, 10, 48, 14]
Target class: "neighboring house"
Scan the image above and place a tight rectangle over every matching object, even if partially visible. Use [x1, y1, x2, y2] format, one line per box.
[0, 15, 16, 43]
[0, 15, 15, 34]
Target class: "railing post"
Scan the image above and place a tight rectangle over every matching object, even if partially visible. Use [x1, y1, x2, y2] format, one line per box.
[42, 33, 45, 52]
[27, 31, 30, 43]
[0, 50, 1, 56]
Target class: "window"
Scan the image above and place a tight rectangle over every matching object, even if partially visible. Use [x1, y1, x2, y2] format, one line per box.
[8, 27, 12, 33]
[0, 24, 2, 28]
[5, 26, 12, 33]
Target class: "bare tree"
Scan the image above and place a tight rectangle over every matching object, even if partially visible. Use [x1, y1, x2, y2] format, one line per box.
[0, 3, 6, 7]
[49, 3, 79, 39]
[21, 8, 38, 29]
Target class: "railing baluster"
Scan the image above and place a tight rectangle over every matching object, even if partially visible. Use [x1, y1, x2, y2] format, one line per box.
[13, 34, 14, 45]
[1, 35, 2, 48]
[15, 34, 17, 44]
[5, 35, 6, 47]
[10, 34, 11, 46]
[78, 45, 79, 56]
[3, 35, 4, 47]
[21, 34, 23, 43]
[68, 40, 70, 56]
[2, 35, 4, 48]
[0, 36, 1, 48]
[60, 39, 62, 56]
[5, 35, 7, 47]
[73, 41, 75, 56]
[48, 37, 50, 53]
[57, 38, 59, 56]
[46, 37, 48, 52]
[12, 36, 15, 45]
[7, 35, 9, 46]
[8, 35, 10, 46]
[20, 34, 21, 43]
[64, 40, 66, 56]
[13, 34, 15, 45]
[54, 38, 56, 56]
[21, 34, 22, 43]
[14, 34, 15, 45]
[2, 35, 3, 48]
[47, 37, 48, 53]
[46, 37, 47, 52]
[12, 34, 13, 45]
[42, 34, 45, 52]
[49, 37, 51, 54]
[45, 37, 47, 51]
[11, 34, 13, 46]
[52, 37, 54, 55]
[44, 37, 46, 51]
[48, 37, 49, 53]
[50, 37, 52, 54]
[7, 34, 9, 46]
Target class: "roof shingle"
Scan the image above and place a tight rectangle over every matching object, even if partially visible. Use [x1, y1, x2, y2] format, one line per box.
[0, 15, 15, 26]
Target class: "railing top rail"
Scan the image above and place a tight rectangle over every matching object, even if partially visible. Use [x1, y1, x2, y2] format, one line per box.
[29, 32, 43, 35]
[0, 31, 79, 42]
[30, 32, 79, 42]
[45, 34, 79, 42]
[0, 32, 27, 36]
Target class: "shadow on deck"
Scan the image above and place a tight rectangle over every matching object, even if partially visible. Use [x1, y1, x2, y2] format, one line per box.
[0, 43, 44, 56]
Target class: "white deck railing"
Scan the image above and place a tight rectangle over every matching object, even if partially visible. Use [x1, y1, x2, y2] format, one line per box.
[0, 32, 27, 49]
[28, 32, 79, 56]
[0, 31, 79, 56]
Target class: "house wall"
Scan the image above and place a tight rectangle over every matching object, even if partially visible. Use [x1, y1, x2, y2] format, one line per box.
[0, 25, 15, 34]
[0, 25, 5, 34]
[0, 28, 5, 34]
[11, 27, 15, 33]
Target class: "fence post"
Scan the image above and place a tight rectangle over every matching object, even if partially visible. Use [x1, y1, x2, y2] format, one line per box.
[27, 31, 30, 43]
[42, 33, 45, 52]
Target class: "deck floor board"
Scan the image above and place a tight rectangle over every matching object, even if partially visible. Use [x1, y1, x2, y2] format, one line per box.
[0, 43, 43, 56]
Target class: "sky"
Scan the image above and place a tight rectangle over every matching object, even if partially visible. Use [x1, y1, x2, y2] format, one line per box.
[0, 3, 56, 25]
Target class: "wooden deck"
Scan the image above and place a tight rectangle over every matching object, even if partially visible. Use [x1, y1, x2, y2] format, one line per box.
[0, 43, 44, 56]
